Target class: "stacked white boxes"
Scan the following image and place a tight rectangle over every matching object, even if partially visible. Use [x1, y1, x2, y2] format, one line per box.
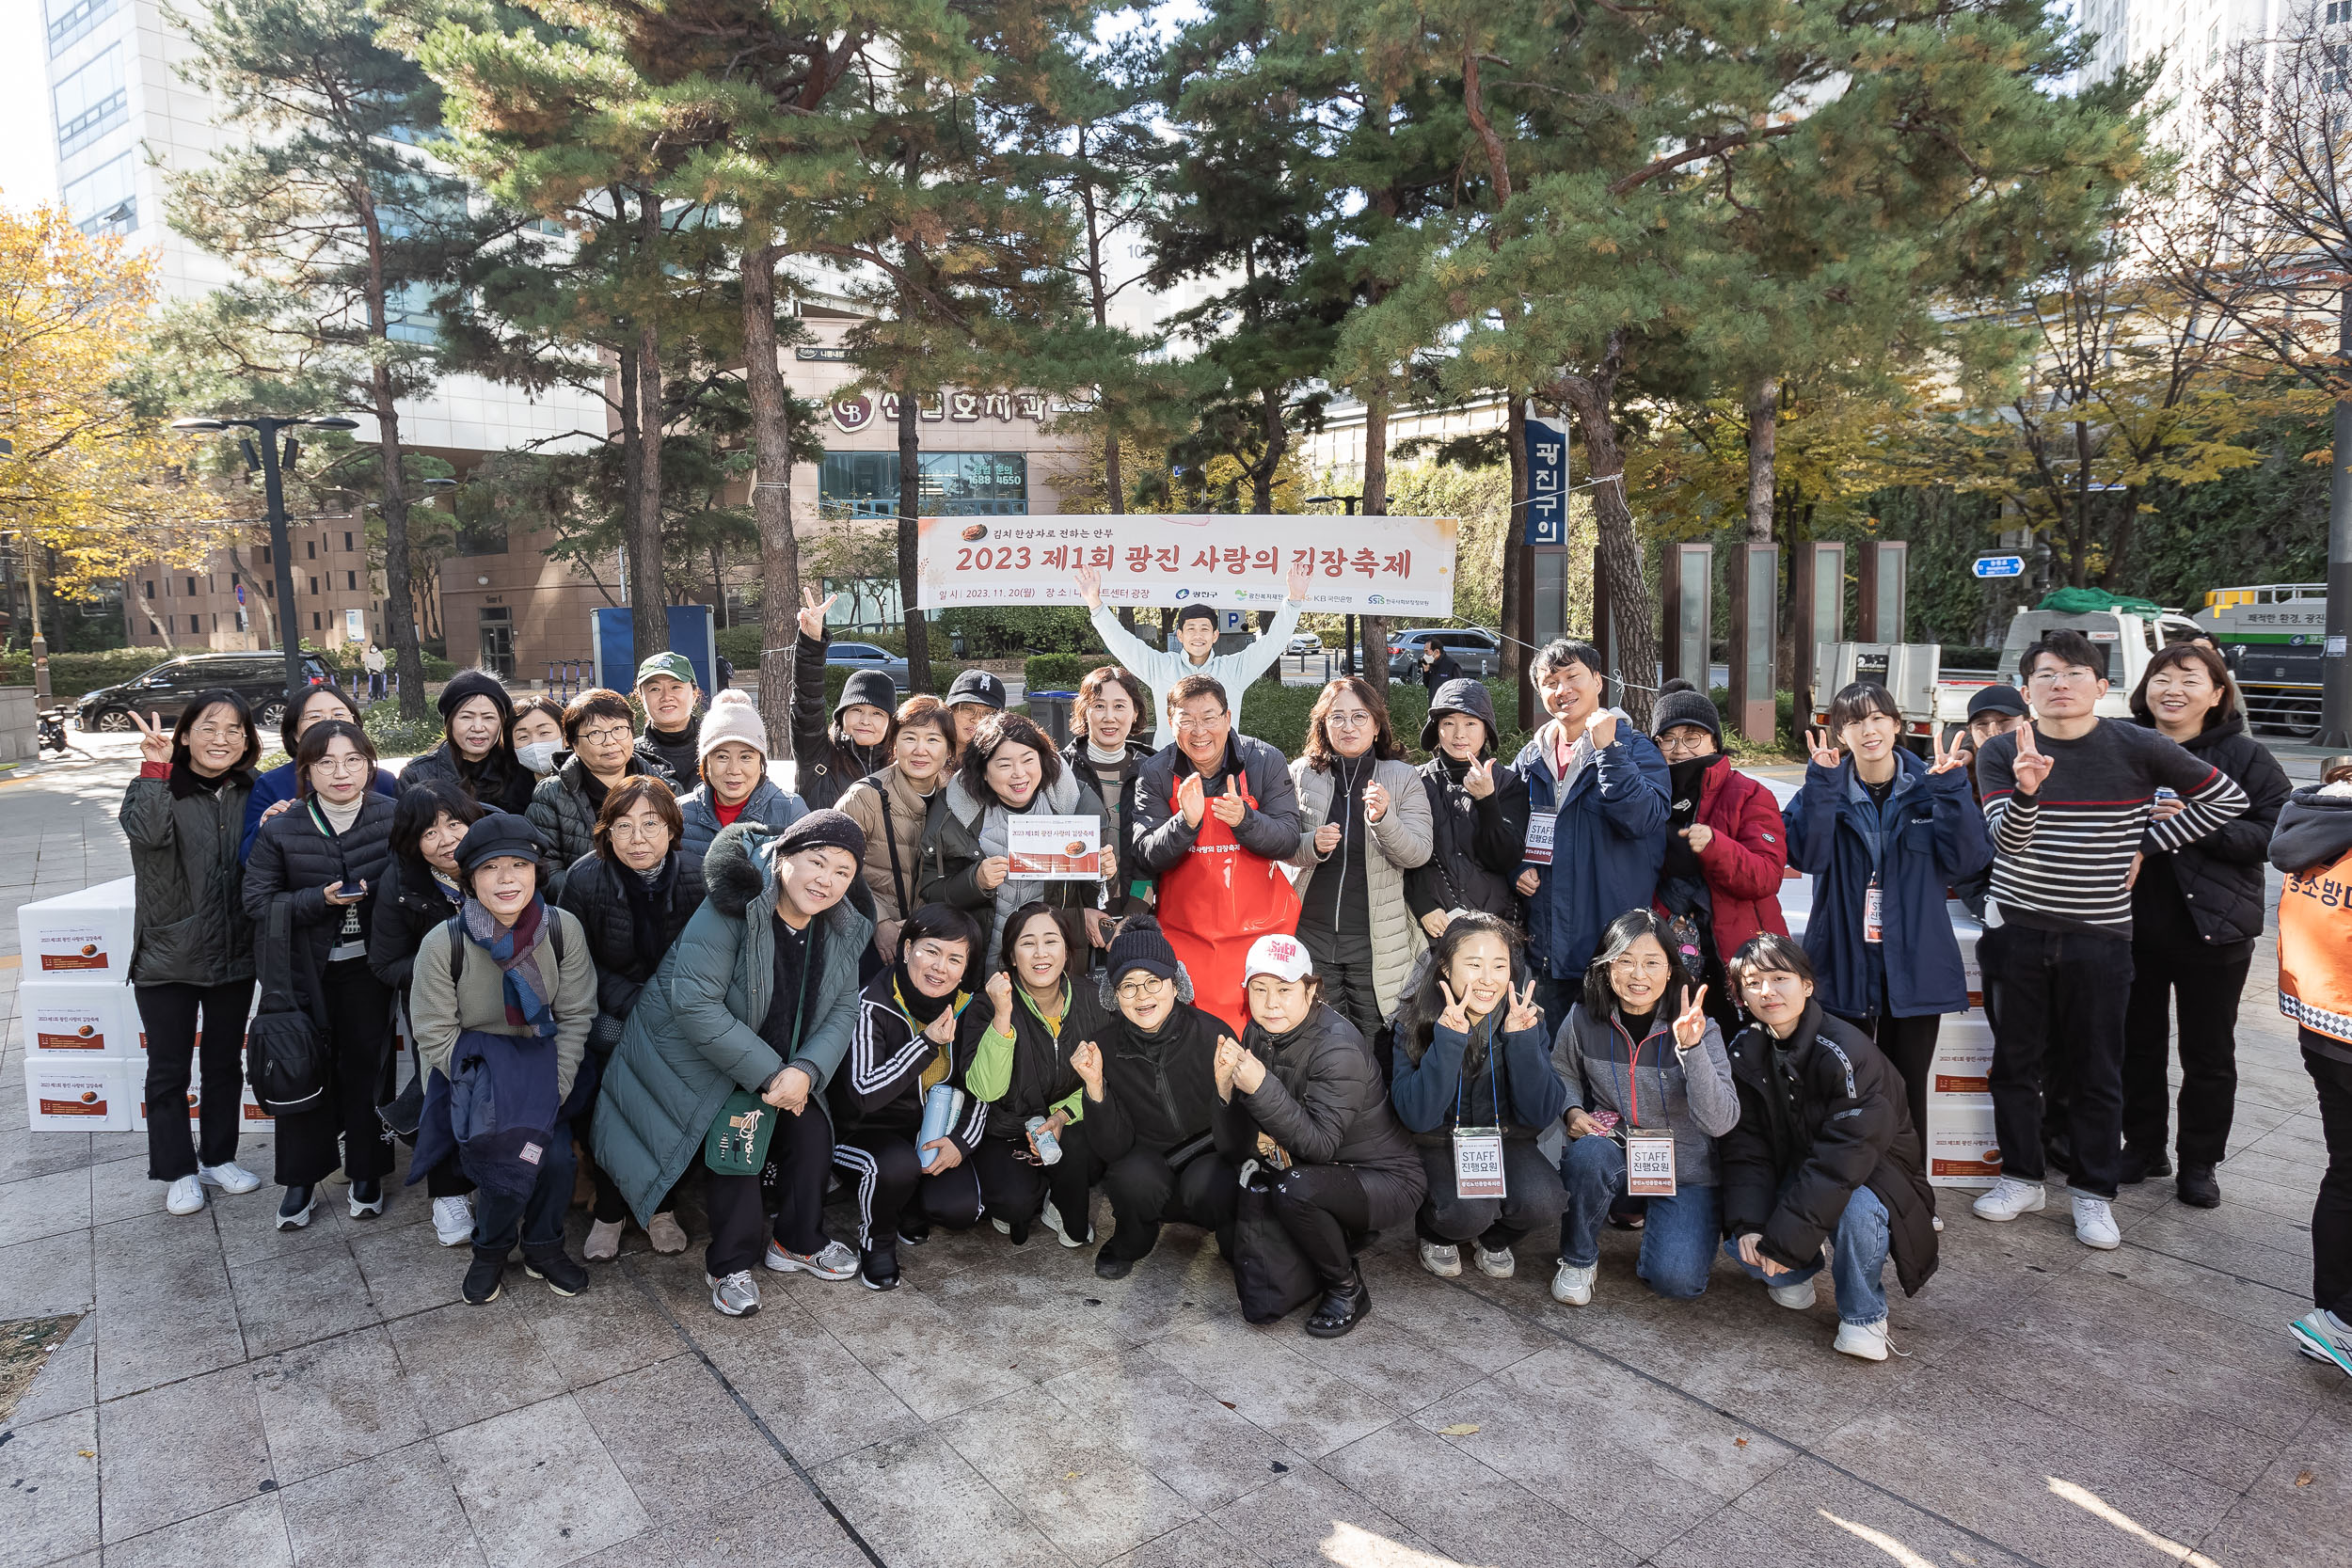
[1772, 869, 2001, 1190]
[16, 878, 273, 1134]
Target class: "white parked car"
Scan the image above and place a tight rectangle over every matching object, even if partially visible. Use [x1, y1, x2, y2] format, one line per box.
[1287, 633, 1323, 656]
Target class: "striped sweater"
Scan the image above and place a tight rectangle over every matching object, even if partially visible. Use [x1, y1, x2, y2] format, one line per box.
[1975, 720, 2249, 938]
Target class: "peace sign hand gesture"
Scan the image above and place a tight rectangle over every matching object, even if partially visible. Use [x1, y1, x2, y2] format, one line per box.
[1671, 985, 1709, 1051]
[130, 709, 173, 768]
[1927, 729, 1970, 775]
[2010, 723, 2053, 797]
[1502, 976, 1543, 1035]
[797, 586, 838, 641]
[1804, 727, 1841, 768]
[1437, 980, 1471, 1035]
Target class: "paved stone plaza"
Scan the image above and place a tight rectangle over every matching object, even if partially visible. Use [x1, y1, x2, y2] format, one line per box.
[0, 735, 2344, 1568]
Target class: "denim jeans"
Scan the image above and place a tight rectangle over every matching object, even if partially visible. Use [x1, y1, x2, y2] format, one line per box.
[1722, 1184, 1890, 1325]
[1557, 1133, 1719, 1299]
[471, 1134, 577, 1257]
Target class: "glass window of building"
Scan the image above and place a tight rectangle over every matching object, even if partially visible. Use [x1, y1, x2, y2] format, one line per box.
[818, 451, 1026, 516]
[45, 0, 119, 56]
[55, 44, 126, 158]
[67, 163, 138, 235]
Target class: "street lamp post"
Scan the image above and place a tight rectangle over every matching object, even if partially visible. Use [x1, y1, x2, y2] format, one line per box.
[170, 414, 360, 708]
[1304, 494, 1361, 674]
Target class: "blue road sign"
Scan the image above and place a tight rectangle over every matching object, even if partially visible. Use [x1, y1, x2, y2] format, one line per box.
[1972, 555, 2026, 579]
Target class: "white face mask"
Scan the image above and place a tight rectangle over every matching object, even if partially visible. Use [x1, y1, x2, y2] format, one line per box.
[516, 740, 562, 775]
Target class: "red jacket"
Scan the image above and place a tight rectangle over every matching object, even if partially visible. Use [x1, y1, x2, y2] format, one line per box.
[1657, 760, 1789, 960]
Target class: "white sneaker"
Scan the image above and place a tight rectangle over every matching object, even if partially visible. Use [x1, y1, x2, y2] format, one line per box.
[766, 1239, 859, 1280]
[1474, 1244, 1517, 1280]
[1835, 1317, 1891, 1361]
[1419, 1242, 1462, 1278]
[1769, 1275, 1818, 1310]
[991, 1217, 1012, 1236]
[707, 1270, 761, 1317]
[431, 1196, 474, 1247]
[166, 1175, 206, 1215]
[199, 1162, 262, 1195]
[1041, 1198, 1091, 1248]
[1550, 1260, 1596, 1306]
[1971, 1177, 2045, 1222]
[2073, 1195, 2121, 1250]
[1931, 1215, 1945, 1232]
[2290, 1309, 2352, 1378]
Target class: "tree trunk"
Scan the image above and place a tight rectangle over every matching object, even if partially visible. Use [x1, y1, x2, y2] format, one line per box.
[1552, 343, 1659, 728]
[741, 242, 803, 755]
[1503, 396, 1532, 729]
[1253, 385, 1285, 515]
[711, 545, 729, 628]
[131, 578, 176, 648]
[372, 367, 423, 710]
[1744, 375, 1777, 544]
[896, 370, 933, 692]
[629, 188, 668, 661]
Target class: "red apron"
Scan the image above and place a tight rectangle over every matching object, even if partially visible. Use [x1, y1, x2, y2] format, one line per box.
[1158, 770, 1300, 1033]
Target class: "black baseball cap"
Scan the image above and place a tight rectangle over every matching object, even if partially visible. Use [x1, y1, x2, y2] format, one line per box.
[946, 670, 1008, 710]
[1966, 685, 2027, 721]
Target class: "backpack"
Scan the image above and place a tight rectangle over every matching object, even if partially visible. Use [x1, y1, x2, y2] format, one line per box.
[246, 900, 327, 1117]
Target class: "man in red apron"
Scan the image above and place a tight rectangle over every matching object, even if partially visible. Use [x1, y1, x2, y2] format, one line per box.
[1129, 675, 1304, 1032]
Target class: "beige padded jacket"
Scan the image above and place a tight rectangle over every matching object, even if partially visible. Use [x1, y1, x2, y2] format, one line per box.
[1286, 754, 1434, 1023]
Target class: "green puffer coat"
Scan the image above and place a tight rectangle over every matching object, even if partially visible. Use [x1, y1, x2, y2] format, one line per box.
[120, 769, 256, 987]
[589, 819, 872, 1225]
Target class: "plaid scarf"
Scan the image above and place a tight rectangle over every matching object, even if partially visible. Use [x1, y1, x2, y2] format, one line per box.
[461, 895, 557, 1037]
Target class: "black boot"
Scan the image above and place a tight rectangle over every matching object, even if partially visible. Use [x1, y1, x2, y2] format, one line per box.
[2176, 1164, 2221, 1208]
[276, 1184, 316, 1231]
[2118, 1147, 2172, 1184]
[1092, 1248, 1135, 1281]
[348, 1178, 385, 1218]
[860, 1238, 900, 1291]
[464, 1246, 507, 1306]
[1305, 1265, 1371, 1339]
[523, 1243, 588, 1297]
[898, 1216, 931, 1247]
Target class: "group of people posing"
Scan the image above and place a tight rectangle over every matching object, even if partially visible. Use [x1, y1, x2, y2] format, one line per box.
[115, 587, 2352, 1373]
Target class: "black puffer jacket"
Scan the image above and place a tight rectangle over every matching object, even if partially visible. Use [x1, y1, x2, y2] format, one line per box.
[634, 717, 701, 785]
[1721, 1000, 1937, 1295]
[2129, 712, 2291, 949]
[1129, 734, 1301, 874]
[956, 975, 1114, 1132]
[244, 793, 398, 1029]
[1080, 975, 1226, 1163]
[1063, 734, 1157, 913]
[527, 752, 675, 899]
[1407, 756, 1530, 923]
[557, 847, 707, 1054]
[366, 853, 461, 998]
[402, 740, 536, 816]
[121, 767, 256, 987]
[1213, 1003, 1427, 1231]
[791, 632, 891, 811]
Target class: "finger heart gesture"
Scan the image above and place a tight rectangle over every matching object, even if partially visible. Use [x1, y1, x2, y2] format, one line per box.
[1363, 780, 1390, 824]
[1462, 757, 1496, 799]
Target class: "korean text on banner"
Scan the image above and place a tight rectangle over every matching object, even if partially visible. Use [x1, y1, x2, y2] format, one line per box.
[916, 515, 1457, 616]
[1007, 816, 1103, 881]
[1523, 410, 1569, 546]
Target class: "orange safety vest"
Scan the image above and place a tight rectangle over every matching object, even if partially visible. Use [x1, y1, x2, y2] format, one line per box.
[2279, 845, 2352, 1045]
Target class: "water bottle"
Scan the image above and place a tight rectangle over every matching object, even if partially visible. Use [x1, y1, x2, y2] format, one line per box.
[1025, 1115, 1063, 1165]
[917, 1084, 963, 1169]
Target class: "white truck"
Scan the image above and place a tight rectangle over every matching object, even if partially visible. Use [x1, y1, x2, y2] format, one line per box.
[1812, 603, 2204, 748]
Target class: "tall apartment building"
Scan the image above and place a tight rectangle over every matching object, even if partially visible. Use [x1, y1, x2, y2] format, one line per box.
[42, 0, 607, 664]
[2077, 0, 2286, 148]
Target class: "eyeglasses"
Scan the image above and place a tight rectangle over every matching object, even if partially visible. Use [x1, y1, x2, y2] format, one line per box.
[2027, 667, 2098, 687]
[1173, 713, 1226, 731]
[1656, 729, 1710, 755]
[186, 723, 244, 742]
[1116, 976, 1173, 999]
[311, 755, 370, 776]
[1325, 710, 1374, 729]
[579, 725, 633, 746]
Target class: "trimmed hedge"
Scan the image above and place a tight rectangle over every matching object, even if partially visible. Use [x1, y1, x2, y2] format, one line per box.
[0, 649, 172, 704]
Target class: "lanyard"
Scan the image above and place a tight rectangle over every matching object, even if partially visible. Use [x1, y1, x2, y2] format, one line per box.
[1454, 1015, 1503, 1128]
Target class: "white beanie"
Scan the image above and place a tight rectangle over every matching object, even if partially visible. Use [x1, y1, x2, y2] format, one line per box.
[696, 689, 770, 765]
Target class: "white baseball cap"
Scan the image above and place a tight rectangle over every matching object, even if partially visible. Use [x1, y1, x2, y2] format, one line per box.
[1244, 933, 1315, 984]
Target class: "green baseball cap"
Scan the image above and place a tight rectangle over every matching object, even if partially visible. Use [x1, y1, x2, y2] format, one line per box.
[634, 651, 696, 688]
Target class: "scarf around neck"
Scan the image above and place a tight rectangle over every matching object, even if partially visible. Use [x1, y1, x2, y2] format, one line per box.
[461, 894, 557, 1037]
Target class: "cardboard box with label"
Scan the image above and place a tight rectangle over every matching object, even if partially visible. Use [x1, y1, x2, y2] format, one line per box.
[1929, 1014, 1994, 1101]
[24, 1055, 133, 1132]
[17, 877, 138, 981]
[21, 978, 143, 1057]
[1925, 1102, 2003, 1189]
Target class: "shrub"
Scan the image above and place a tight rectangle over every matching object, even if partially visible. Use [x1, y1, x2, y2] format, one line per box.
[938, 605, 1100, 657]
[362, 703, 445, 760]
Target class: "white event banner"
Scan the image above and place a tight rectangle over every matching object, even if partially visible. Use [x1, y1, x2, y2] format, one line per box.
[916, 514, 1458, 615]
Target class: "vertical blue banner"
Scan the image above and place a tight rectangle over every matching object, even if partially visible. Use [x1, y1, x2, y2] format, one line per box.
[1524, 408, 1569, 546]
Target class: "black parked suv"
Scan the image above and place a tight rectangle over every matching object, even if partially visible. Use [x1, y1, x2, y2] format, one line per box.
[78, 652, 333, 734]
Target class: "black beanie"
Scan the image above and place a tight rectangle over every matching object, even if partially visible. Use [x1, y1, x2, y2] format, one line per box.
[835, 669, 898, 721]
[774, 807, 867, 863]
[438, 668, 516, 724]
[1107, 913, 1179, 982]
[454, 809, 548, 875]
[1651, 679, 1723, 746]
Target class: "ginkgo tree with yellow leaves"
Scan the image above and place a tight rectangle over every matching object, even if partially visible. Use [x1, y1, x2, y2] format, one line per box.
[0, 201, 227, 650]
